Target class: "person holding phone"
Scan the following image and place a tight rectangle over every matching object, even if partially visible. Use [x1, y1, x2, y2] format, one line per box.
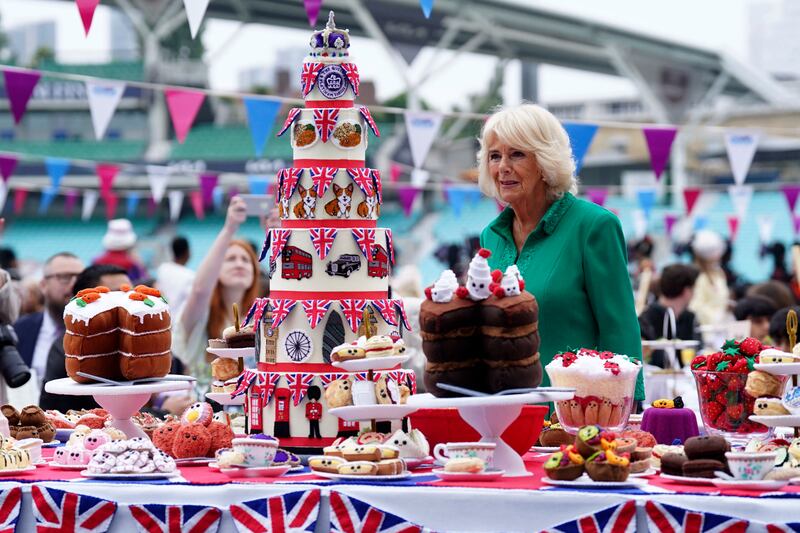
[172, 197, 262, 378]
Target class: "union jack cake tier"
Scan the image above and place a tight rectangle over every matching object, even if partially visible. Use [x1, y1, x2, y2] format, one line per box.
[240, 12, 412, 449]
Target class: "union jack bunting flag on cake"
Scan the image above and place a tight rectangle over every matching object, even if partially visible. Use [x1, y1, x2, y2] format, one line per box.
[32, 486, 117, 533]
[0, 487, 21, 533]
[644, 501, 748, 533]
[230, 490, 321, 533]
[129, 504, 221, 533]
[542, 500, 635, 533]
[329, 492, 425, 533]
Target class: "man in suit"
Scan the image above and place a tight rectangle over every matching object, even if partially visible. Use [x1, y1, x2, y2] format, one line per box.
[14, 253, 84, 385]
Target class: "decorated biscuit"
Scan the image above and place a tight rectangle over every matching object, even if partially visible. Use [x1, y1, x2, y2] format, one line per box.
[337, 461, 379, 475]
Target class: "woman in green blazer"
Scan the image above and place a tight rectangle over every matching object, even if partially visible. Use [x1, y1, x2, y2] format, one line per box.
[478, 104, 644, 401]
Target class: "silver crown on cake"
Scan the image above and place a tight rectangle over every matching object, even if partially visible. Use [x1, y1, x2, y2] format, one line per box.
[309, 11, 350, 56]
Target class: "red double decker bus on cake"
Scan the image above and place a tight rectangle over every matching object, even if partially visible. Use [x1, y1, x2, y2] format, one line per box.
[282, 246, 313, 279]
[368, 244, 389, 278]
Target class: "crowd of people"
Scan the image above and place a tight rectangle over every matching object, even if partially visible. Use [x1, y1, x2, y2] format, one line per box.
[0, 108, 797, 419]
[634, 228, 800, 369]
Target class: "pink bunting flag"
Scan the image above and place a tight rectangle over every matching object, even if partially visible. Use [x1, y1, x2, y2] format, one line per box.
[13, 188, 27, 214]
[96, 163, 119, 197]
[3, 69, 41, 124]
[76, 0, 101, 35]
[0, 156, 18, 183]
[190, 190, 204, 219]
[390, 163, 402, 183]
[199, 173, 218, 207]
[165, 89, 205, 144]
[103, 192, 119, 220]
[397, 186, 420, 217]
[794, 215, 800, 236]
[727, 215, 739, 241]
[683, 187, 702, 216]
[664, 213, 678, 237]
[643, 127, 678, 180]
[782, 184, 800, 214]
[303, 0, 323, 27]
[64, 190, 78, 217]
[586, 187, 608, 207]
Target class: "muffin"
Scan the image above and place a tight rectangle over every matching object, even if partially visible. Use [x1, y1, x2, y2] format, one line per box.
[612, 437, 637, 455]
[575, 425, 614, 457]
[543, 445, 584, 480]
[585, 449, 630, 482]
[539, 423, 574, 447]
[629, 447, 652, 473]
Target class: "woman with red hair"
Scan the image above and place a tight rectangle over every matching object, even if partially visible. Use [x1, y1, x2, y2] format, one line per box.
[173, 197, 262, 377]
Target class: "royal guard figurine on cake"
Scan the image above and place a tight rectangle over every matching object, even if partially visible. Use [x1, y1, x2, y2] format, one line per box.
[234, 12, 415, 452]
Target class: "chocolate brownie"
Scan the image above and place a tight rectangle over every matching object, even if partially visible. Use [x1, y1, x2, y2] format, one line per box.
[684, 435, 729, 462]
[682, 458, 726, 478]
[659, 452, 687, 476]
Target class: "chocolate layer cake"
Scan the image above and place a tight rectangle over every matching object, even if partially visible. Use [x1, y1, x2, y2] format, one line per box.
[421, 290, 542, 397]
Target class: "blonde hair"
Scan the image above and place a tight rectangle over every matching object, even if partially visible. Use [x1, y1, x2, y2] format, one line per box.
[477, 104, 578, 202]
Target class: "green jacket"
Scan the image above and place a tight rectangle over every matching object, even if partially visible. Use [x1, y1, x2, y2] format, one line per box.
[480, 192, 645, 401]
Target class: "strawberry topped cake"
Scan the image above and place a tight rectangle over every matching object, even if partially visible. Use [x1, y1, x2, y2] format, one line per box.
[545, 348, 640, 432]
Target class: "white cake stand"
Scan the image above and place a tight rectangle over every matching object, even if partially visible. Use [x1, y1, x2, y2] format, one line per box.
[45, 376, 192, 438]
[407, 390, 574, 477]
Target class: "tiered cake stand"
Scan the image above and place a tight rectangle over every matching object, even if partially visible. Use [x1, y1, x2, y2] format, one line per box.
[327, 355, 418, 430]
[45, 376, 192, 438]
[749, 359, 800, 439]
[407, 389, 575, 477]
[204, 347, 254, 406]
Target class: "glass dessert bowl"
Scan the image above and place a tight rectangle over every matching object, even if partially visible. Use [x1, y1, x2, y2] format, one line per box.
[545, 349, 641, 433]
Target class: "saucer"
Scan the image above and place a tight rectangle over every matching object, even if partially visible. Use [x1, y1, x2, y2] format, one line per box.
[432, 468, 505, 482]
[219, 464, 291, 479]
[711, 478, 788, 491]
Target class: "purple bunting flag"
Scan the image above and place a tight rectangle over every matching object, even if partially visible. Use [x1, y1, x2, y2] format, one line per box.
[782, 184, 800, 214]
[3, 69, 41, 124]
[643, 126, 678, 180]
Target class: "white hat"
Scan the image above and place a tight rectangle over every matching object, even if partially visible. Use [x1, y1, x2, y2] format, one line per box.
[102, 218, 137, 251]
[691, 229, 724, 261]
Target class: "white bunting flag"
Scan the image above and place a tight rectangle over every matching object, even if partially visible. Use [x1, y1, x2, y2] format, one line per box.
[147, 165, 170, 204]
[632, 209, 648, 240]
[404, 111, 443, 168]
[727, 185, 753, 221]
[182, 0, 210, 39]
[86, 81, 125, 140]
[411, 168, 430, 187]
[168, 190, 185, 221]
[0, 182, 7, 213]
[724, 130, 760, 186]
[757, 215, 774, 244]
[82, 190, 99, 221]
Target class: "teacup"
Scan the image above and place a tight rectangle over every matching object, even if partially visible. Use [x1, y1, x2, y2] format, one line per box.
[433, 442, 495, 468]
[231, 437, 279, 467]
[725, 451, 776, 481]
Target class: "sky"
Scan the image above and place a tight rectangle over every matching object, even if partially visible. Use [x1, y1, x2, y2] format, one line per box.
[0, 0, 754, 110]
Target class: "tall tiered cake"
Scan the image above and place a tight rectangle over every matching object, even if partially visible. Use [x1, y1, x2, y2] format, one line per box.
[239, 13, 414, 449]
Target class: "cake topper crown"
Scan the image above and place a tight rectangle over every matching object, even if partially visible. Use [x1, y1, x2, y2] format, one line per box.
[309, 11, 350, 54]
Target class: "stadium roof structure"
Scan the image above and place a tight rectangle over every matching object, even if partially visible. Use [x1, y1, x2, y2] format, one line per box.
[181, 0, 798, 118]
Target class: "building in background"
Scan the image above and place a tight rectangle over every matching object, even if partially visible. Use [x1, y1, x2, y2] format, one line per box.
[749, 0, 800, 79]
[7, 21, 55, 65]
[109, 8, 139, 61]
